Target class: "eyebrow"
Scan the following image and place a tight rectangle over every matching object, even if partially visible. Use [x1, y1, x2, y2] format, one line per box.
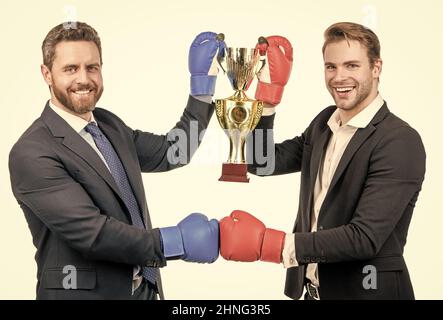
[325, 60, 361, 66]
[87, 63, 101, 68]
[62, 63, 101, 69]
[62, 64, 78, 69]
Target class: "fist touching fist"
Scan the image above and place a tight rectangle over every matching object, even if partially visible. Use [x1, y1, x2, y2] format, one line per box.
[160, 213, 219, 263]
[220, 210, 285, 263]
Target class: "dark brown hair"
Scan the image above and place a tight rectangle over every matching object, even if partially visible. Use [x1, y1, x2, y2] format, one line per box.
[42, 21, 102, 70]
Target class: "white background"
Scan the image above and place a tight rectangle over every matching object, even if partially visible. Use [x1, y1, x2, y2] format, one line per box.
[0, 0, 442, 299]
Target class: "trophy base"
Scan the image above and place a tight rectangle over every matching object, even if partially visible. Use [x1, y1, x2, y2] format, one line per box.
[219, 163, 249, 183]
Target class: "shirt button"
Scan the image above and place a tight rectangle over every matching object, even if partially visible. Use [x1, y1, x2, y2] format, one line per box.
[290, 258, 295, 264]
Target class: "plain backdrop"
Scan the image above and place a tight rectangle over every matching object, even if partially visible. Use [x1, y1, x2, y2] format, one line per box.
[1, 0, 442, 299]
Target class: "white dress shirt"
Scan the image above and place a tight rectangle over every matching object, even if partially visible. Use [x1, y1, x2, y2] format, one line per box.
[282, 94, 385, 288]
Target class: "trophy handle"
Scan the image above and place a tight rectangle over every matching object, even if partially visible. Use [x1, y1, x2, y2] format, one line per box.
[216, 33, 227, 74]
[215, 99, 227, 129]
[251, 102, 264, 130]
[217, 54, 227, 74]
[255, 56, 266, 77]
[255, 36, 268, 77]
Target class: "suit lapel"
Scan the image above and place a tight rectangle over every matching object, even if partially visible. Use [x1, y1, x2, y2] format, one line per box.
[327, 125, 376, 193]
[309, 128, 332, 193]
[306, 102, 390, 226]
[327, 103, 389, 193]
[62, 134, 124, 199]
[306, 126, 332, 230]
[42, 103, 150, 227]
[41, 104, 124, 202]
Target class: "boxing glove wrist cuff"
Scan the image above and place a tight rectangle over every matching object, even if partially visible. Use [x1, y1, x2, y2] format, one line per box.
[190, 75, 217, 96]
[159, 226, 184, 258]
[260, 228, 286, 263]
[191, 95, 213, 104]
[255, 81, 285, 105]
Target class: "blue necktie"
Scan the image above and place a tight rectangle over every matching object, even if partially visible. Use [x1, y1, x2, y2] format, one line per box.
[84, 122, 158, 285]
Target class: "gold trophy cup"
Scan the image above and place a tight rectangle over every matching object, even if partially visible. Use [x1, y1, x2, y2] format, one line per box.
[215, 45, 264, 182]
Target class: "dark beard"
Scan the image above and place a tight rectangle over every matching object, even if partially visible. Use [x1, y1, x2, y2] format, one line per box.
[52, 83, 103, 115]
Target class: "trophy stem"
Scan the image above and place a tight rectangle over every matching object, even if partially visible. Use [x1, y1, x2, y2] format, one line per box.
[232, 90, 248, 101]
[228, 130, 247, 164]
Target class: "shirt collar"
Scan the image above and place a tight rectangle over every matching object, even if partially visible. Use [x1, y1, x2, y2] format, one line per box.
[49, 100, 97, 133]
[327, 93, 384, 131]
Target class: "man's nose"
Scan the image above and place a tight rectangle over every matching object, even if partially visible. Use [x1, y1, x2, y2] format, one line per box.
[76, 67, 90, 84]
[333, 67, 349, 82]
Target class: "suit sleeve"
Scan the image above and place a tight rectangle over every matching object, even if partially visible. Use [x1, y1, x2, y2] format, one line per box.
[294, 126, 426, 264]
[247, 113, 307, 176]
[9, 141, 166, 268]
[131, 95, 214, 172]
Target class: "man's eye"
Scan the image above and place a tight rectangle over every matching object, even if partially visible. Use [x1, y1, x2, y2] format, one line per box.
[348, 64, 359, 69]
[326, 65, 335, 70]
[65, 67, 76, 73]
[88, 66, 99, 71]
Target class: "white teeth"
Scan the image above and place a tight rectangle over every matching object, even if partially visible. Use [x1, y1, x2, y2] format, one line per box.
[74, 90, 91, 95]
[335, 87, 353, 92]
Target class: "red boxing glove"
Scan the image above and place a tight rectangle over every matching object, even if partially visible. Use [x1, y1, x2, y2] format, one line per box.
[255, 35, 293, 106]
[220, 210, 285, 264]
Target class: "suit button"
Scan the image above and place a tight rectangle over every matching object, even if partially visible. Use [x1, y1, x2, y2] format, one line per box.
[319, 226, 324, 230]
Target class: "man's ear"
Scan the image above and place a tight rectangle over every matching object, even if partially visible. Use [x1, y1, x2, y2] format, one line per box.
[41, 64, 52, 86]
[372, 58, 383, 80]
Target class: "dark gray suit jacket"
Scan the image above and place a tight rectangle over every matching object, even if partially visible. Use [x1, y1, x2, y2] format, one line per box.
[9, 95, 214, 299]
[248, 102, 426, 299]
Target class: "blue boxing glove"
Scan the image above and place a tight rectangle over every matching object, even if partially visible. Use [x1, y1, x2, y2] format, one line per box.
[189, 31, 226, 96]
[159, 213, 219, 263]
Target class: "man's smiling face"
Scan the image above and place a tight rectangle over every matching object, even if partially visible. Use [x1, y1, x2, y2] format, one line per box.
[324, 39, 381, 114]
[42, 40, 103, 116]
